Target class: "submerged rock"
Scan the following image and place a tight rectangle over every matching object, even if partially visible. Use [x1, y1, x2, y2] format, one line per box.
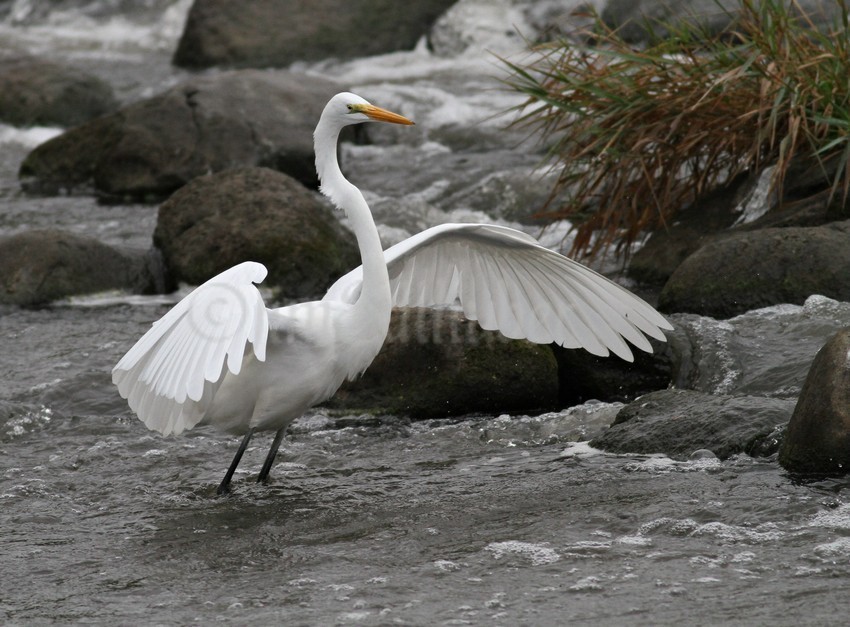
[0, 56, 118, 128]
[154, 167, 359, 298]
[779, 330, 850, 474]
[19, 70, 340, 200]
[0, 229, 157, 306]
[590, 388, 794, 460]
[658, 222, 850, 318]
[326, 307, 559, 418]
[173, 0, 458, 69]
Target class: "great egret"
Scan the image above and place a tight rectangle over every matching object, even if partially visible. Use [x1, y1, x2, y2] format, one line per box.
[113, 92, 673, 494]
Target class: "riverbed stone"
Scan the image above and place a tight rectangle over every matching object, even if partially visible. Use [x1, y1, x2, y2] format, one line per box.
[18, 69, 341, 200]
[590, 388, 794, 459]
[326, 307, 559, 418]
[779, 329, 850, 474]
[0, 56, 118, 128]
[658, 222, 850, 318]
[154, 167, 359, 298]
[173, 0, 458, 69]
[0, 229, 157, 306]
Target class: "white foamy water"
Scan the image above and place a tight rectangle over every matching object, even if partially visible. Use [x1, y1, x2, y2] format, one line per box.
[0, 123, 63, 148]
[485, 540, 561, 565]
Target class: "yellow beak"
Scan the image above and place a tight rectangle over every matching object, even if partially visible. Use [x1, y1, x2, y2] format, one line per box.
[360, 104, 415, 125]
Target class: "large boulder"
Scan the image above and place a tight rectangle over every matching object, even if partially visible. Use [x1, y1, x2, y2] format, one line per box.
[602, 0, 845, 44]
[0, 229, 158, 306]
[173, 0, 458, 69]
[19, 70, 341, 201]
[591, 388, 793, 460]
[658, 222, 850, 318]
[0, 56, 118, 127]
[779, 329, 850, 474]
[326, 307, 559, 418]
[154, 167, 359, 298]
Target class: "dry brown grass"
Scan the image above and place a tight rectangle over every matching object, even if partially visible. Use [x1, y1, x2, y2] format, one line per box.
[504, 0, 850, 258]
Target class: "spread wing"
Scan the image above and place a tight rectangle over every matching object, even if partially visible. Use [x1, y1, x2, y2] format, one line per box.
[112, 261, 271, 435]
[325, 223, 672, 361]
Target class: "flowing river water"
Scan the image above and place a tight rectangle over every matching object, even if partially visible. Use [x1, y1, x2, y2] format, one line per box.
[1, 1, 849, 624]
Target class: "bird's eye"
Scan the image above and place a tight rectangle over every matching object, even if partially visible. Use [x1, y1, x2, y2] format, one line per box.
[346, 104, 353, 111]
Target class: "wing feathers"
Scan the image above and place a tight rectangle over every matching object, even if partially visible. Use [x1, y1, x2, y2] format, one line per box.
[113, 261, 270, 435]
[325, 223, 671, 361]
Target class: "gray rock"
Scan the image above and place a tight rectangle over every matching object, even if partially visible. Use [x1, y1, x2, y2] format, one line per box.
[154, 167, 359, 299]
[18, 70, 341, 200]
[326, 307, 559, 418]
[779, 329, 850, 474]
[0, 229, 158, 306]
[0, 56, 118, 127]
[590, 388, 794, 460]
[601, 0, 845, 44]
[173, 0, 458, 69]
[658, 222, 850, 318]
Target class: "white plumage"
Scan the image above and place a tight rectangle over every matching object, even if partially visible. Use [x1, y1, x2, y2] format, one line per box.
[113, 92, 673, 494]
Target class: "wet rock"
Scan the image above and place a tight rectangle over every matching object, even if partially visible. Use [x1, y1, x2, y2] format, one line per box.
[741, 187, 850, 230]
[173, 0, 458, 69]
[602, 0, 845, 44]
[658, 222, 850, 318]
[590, 389, 794, 460]
[0, 229, 158, 306]
[552, 334, 673, 406]
[154, 167, 359, 298]
[18, 70, 340, 200]
[326, 307, 559, 418]
[0, 56, 118, 128]
[779, 329, 850, 474]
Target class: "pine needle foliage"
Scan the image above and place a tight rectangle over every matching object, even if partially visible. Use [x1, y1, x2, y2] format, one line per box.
[504, 0, 850, 258]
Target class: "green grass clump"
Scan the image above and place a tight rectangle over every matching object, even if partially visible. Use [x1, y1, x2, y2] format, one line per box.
[504, 0, 850, 258]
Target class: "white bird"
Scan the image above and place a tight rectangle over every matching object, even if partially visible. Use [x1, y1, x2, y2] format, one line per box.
[113, 92, 673, 494]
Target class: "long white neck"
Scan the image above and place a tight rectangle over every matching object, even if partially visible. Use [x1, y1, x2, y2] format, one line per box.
[314, 117, 392, 326]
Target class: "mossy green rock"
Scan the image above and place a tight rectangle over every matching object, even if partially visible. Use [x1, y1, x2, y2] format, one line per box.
[154, 167, 359, 298]
[659, 222, 850, 318]
[326, 307, 559, 419]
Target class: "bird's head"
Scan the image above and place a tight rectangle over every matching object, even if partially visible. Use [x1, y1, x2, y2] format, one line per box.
[325, 92, 415, 127]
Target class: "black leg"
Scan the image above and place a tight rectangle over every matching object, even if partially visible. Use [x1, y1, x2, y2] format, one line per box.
[217, 428, 254, 495]
[257, 427, 286, 485]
